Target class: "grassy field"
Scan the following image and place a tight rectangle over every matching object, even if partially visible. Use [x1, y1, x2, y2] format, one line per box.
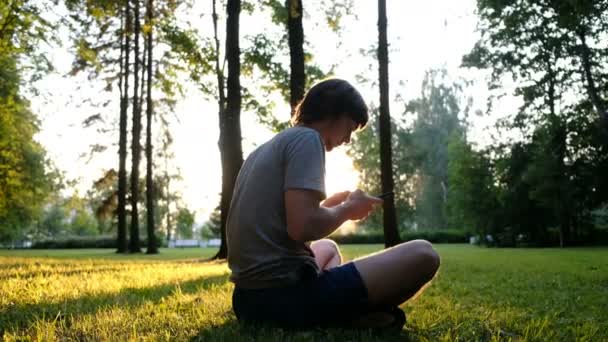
[1, 245, 606, 341]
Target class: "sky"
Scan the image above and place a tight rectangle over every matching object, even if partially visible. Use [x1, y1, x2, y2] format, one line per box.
[30, 0, 520, 226]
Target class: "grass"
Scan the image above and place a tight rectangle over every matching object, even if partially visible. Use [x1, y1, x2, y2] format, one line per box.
[1, 245, 607, 341]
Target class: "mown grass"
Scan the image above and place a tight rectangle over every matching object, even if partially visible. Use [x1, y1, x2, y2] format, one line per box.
[1, 245, 606, 341]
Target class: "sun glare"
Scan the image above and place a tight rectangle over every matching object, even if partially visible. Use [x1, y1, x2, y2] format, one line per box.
[325, 146, 362, 235]
[325, 146, 360, 195]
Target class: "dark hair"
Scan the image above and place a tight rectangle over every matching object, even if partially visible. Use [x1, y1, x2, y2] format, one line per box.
[291, 78, 368, 129]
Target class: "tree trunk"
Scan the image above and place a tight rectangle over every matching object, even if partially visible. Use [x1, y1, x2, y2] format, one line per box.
[164, 152, 172, 242]
[377, 0, 400, 247]
[213, 0, 244, 260]
[145, 0, 157, 254]
[286, 0, 305, 115]
[117, 0, 130, 254]
[129, 0, 142, 253]
[546, 57, 569, 247]
[577, 29, 608, 141]
[212, 0, 226, 116]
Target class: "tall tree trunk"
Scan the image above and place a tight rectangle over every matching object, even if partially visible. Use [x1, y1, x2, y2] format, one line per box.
[286, 0, 305, 115]
[577, 29, 608, 141]
[129, 0, 142, 253]
[213, 0, 244, 260]
[117, 0, 130, 254]
[163, 147, 172, 243]
[546, 56, 569, 247]
[145, 0, 157, 254]
[212, 0, 226, 118]
[377, 0, 400, 247]
[211, 0, 225, 257]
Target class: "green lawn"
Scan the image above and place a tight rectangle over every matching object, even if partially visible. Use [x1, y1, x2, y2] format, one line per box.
[1, 245, 606, 341]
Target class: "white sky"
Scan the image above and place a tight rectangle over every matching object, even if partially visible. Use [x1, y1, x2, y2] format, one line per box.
[31, 0, 520, 225]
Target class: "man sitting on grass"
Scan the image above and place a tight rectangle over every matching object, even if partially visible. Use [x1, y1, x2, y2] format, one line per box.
[226, 78, 440, 330]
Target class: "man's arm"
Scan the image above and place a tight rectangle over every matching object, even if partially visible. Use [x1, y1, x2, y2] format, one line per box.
[285, 189, 381, 242]
[320, 191, 350, 208]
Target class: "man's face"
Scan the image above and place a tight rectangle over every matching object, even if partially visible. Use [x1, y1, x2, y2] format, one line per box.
[323, 115, 358, 152]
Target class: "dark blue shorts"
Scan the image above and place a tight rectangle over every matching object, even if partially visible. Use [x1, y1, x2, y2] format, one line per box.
[232, 262, 371, 329]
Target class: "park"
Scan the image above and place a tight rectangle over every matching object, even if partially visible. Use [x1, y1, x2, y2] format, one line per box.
[1, 245, 606, 340]
[2, 0, 608, 340]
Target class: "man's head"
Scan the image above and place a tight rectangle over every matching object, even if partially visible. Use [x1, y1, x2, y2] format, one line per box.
[291, 78, 368, 129]
[291, 78, 368, 151]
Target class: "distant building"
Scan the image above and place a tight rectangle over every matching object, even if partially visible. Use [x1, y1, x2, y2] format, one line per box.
[167, 239, 221, 248]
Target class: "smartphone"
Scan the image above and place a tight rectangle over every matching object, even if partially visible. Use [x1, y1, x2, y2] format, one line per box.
[376, 191, 394, 199]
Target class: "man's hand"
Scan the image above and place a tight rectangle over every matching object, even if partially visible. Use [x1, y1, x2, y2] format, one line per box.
[285, 189, 382, 242]
[342, 189, 383, 221]
[321, 191, 351, 208]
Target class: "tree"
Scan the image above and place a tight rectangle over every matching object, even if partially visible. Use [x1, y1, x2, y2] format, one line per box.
[128, 0, 143, 253]
[463, 0, 608, 246]
[38, 203, 69, 239]
[89, 169, 119, 234]
[349, 69, 472, 237]
[175, 207, 195, 239]
[214, 0, 244, 259]
[64, 0, 186, 252]
[376, 0, 399, 247]
[155, 121, 182, 243]
[66, 195, 100, 236]
[406, 70, 467, 230]
[547, 0, 608, 141]
[0, 0, 58, 242]
[446, 134, 498, 243]
[145, 0, 158, 254]
[238, 0, 347, 131]
[117, 0, 131, 253]
[465, 0, 607, 138]
[348, 109, 416, 233]
[286, 0, 304, 115]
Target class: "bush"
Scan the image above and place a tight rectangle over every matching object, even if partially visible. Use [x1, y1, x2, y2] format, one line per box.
[31, 236, 165, 249]
[331, 229, 469, 244]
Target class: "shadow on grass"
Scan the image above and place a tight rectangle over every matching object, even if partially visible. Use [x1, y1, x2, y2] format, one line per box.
[1, 273, 230, 330]
[190, 319, 410, 342]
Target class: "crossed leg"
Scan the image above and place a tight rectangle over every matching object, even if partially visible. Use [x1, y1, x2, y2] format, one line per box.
[311, 238, 440, 307]
[354, 239, 440, 307]
[311, 239, 342, 270]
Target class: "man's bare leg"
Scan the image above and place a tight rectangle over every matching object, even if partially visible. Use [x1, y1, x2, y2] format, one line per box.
[353, 239, 440, 307]
[311, 239, 342, 270]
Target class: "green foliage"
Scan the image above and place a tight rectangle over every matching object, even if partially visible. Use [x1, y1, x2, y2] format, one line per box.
[70, 208, 99, 236]
[592, 204, 608, 231]
[348, 108, 416, 231]
[35, 194, 101, 240]
[349, 69, 469, 232]
[461, 0, 608, 246]
[30, 236, 163, 249]
[1, 245, 606, 340]
[38, 203, 69, 238]
[200, 205, 221, 239]
[406, 70, 468, 230]
[493, 142, 550, 246]
[446, 134, 498, 241]
[159, 22, 214, 88]
[175, 207, 195, 239]
[0, 48, 57, 242]
[0, 0, 57, 76]
[331, 229, 469, 244]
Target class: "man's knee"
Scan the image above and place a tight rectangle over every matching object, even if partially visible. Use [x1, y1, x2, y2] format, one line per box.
[402, 239, 440, 280]
[415, 239, 440, 279]
[316, 239, 341, 261]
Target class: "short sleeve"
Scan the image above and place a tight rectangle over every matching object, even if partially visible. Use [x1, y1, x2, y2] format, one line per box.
[283, 130, 326, 198]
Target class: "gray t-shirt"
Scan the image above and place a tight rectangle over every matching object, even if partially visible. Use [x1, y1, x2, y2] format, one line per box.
[226, 126, 326, 289]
